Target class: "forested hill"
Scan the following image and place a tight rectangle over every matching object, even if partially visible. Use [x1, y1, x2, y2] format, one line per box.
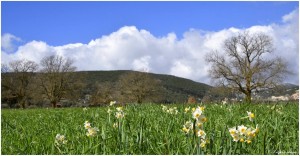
[77, 70, 212, 103]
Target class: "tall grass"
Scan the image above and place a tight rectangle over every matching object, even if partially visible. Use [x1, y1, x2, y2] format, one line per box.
[1, 103, 298, 154]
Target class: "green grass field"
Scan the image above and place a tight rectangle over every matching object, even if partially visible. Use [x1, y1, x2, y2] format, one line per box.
[1, 103, 299, 155]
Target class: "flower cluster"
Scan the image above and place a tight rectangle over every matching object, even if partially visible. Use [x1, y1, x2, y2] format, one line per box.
[184, 107, 190, 113]
[55, 134, 67, 146]
[182, 106, 208, 148]
[113, 122, 118, 128]
[115, 106, 125, 119]
[107, 100, 125, 119]
[83, 107, 88, 111]
[229, 124, 259, 144]
[182, 120, 193, 134]
[84, 121, 99, 137]
[229, 111, 259, 143]
[161, 105, 178, 115]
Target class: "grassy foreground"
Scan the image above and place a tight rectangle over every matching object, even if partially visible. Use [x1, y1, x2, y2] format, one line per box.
[1, 103, 299, 155]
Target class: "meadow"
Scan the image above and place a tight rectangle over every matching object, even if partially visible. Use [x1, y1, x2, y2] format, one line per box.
[1, 102, 299, 155]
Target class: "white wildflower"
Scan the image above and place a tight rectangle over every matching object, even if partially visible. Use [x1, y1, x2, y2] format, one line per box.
[110, 101, 116, 106]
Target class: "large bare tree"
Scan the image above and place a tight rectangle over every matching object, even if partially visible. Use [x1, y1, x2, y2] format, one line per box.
[206, 32, 288, 103]
[38, 55, 78, 107]
[117, 71, 163, 104]
[1, 60, 39, 108]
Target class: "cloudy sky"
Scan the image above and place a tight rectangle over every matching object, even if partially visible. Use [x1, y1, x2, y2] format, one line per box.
[1, 1, 299, 85]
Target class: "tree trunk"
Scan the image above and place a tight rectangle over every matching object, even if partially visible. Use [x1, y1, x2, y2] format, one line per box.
[18, 98, 26, 109]
[51, 101, 57, 108]
[20, 101, 26, 109]
[245, 91, 252, 104]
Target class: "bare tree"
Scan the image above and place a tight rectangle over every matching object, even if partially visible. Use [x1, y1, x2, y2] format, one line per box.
[1, 60, 38, 108]
[117, 71, 163, 104]
[206, 32, 288, 103]
[90, 82, 116, 106]
[1, 63, 10, 73]
[38, 55, 78, 108]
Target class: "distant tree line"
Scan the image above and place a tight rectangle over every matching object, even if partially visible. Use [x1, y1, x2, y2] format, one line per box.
[1, 55, 163, 108]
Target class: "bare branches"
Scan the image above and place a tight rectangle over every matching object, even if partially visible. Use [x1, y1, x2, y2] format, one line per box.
[117, 71, 163, 104]
[206, 31, 288, 103]
[38, 55, 78, 107]
[9, 59, 38, 73]
[1, 59, 39, 108]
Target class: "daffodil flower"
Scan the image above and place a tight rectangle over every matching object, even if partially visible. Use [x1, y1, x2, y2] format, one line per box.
[113, 122, 118, 128]
[247, 111, 255, 122]
[229, 127, 238, 136]
[255, 124, 259, 133]
[116, 107, 123, 112]
[200, 142, 206, 148]
[86, 127, 99, 137]
[192, 108, 202, 120]
[110, 101, 116, 106]
[196, 121, 203, 129]
[184, 107, 190, 113]
[200, 138, 209, 148]
[161, 105, 168, 112]
[246, 140, 252, 144]
[182, 127, 190, 134]
[55, 134, 67, 145]
[198, 106, 205, 111]
[84, 121, 91, 129]
[197, 129, 206, 139]
[198, 115, 207, 123]
[115, 111, 125, 119]
[107, 108, 112, 114]
[238, 125, 247, 135]
[192, 107, 196, 112]
[232, 134, 240, 142]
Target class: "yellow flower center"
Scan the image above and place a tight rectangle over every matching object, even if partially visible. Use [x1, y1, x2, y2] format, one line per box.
[233, 136, 239, 140]
[240, 138, 244, 142]
[241, 128, 246, 133]
[197, 123, 203, 127]
[182, 127, 188, 132]
[199, 130, 204, 136]
[200, 142, 206, 148]
[230, 130, 236, 135]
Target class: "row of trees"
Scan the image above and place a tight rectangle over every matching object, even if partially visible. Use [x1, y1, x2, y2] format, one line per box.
[2, 31, 289, 107]
[2, 55, 84, 108]
[90, 71, 163, 105]
[2, 56, 163, 108]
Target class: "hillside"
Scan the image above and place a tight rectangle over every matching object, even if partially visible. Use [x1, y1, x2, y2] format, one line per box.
[3, 70, 297, 107]
[77, 70, 212, 103]
[254, 83, 299, 98]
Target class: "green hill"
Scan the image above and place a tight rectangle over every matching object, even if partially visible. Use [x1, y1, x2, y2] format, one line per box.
[77, 70, 212, 103]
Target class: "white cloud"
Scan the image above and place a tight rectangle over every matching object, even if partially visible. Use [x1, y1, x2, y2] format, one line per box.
[132, 56, 152, 72]
[170, 61, 193, 79]
[1, 33, 22, 52]
[1, 9, 298, 85]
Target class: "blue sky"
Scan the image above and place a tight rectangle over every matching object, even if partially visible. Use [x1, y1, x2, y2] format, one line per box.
[2, 1, 298, 46]
[1, 1, 299, 84]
